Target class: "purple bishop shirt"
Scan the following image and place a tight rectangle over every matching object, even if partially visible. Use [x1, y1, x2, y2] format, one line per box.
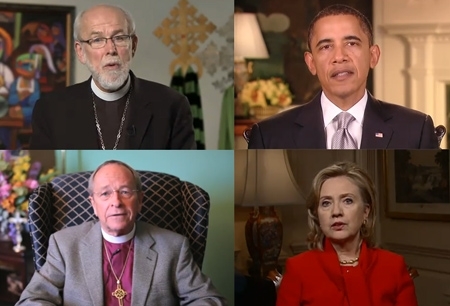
[103, 239, 134, 306]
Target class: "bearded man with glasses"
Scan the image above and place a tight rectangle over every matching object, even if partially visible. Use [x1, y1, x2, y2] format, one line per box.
[30, 4, 196, 150]
[17, 160, 225, 305]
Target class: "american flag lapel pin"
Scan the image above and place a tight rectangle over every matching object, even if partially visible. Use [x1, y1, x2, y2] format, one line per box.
[375, 132, 383, 138]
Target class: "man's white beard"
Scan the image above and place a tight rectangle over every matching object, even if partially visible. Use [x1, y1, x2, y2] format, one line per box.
[85, 56, 130, 92]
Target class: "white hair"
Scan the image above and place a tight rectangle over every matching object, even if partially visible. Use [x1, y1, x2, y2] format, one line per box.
[73, 4, 136, 41]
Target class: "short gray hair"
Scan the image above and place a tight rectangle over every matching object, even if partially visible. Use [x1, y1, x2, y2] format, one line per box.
[88, 160, 142, 195]
[73, 4, 136, 41]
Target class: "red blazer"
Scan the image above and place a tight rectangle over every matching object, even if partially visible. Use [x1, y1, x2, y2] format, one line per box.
[276, 239, 418, 306]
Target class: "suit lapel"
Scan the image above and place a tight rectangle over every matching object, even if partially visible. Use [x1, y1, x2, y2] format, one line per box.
[130, 223, 157, 306]
[66, 79, 99, 148]
[344, 242, 374, 306]
[80, 222, 104, 306]
[318, 239, 346, 294]
[70, 73, 155, 149]
[128, 72, 154, 149]
[293, 93, 327, 149]
[361, 95, 393, 149]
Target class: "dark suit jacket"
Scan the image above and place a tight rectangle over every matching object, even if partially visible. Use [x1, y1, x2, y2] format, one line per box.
[276, 239, 418, 306]
[17, 221, 225, 306]
[248, 92, 439, 149]
[30, 71, 196, 149]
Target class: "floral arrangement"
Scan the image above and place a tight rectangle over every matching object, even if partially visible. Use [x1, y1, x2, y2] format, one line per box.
[0, 151, 57, 218]
[239, 77, 293, 108]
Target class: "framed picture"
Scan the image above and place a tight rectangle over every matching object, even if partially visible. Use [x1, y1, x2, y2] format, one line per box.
[384, 150, 450, 221]
[0, 3, 75, 148]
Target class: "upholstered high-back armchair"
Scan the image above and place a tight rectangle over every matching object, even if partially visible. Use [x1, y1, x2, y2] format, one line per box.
[28, 171, 210, 271]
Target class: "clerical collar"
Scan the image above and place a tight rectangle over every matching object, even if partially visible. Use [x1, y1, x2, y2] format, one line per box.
[101, 224, 136, 243]
[91, 76, 131, 101]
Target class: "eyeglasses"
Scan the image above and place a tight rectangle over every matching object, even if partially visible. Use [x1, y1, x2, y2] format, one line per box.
[78, 34, 133, 49]
[93, 187, 139, 200]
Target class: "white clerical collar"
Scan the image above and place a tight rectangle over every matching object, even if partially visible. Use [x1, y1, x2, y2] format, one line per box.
[91, 76, 131, 101]
[101, 223, 136, 243]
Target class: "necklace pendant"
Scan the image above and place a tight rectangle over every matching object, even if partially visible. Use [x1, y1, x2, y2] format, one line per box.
[112, 282, 127, 306]
[104, 240, 133, 306]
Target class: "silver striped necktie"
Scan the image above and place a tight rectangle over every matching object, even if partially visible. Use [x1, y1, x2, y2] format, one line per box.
[331, 112, 357, 149]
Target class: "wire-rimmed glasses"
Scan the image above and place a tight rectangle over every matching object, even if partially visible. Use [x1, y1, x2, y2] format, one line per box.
[78, 34, 133, 49]
[92, 187, 139, 200]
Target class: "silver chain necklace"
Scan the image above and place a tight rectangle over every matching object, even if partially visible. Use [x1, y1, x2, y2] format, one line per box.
[92, 85, 132, 150]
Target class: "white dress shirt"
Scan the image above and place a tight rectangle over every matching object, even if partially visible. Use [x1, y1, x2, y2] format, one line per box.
[321, 90, 368, 149]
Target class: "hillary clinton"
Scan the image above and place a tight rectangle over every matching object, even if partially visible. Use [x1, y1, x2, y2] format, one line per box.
[276, 161, 418, 306]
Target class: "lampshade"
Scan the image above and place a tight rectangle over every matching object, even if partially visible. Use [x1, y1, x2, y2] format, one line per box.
[236, 150, 305, 206]
[234, 13, 269, 59]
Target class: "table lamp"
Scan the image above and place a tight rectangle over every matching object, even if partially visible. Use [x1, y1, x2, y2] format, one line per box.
[234, 12, 269, 117]
[235, 150, 305, 277]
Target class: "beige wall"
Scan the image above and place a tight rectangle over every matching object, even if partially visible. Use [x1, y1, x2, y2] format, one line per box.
[377, 152, 450, 306]
[374, 0, 450, 149]
[374, 2, 450, 301]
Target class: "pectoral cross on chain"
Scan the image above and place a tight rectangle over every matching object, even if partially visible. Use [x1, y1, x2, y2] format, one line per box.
[112, 280, 127, 306]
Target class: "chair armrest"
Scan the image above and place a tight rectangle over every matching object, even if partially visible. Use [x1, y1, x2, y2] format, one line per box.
[266, 269, 283, 289]
[407, 266, 419, 279]
[435, 125, 446, 147]
[243, 128, 252, 144]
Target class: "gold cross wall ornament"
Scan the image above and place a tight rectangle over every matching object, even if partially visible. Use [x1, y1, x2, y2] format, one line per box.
[153, 0, 216, 77]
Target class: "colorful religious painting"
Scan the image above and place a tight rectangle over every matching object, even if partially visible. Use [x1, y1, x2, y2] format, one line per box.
[0, 3, 74, 148]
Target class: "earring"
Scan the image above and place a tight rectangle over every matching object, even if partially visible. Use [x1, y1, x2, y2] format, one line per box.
[363, 219, 367, 225]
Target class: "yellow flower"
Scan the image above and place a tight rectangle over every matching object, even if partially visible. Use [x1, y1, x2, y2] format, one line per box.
[20, 200, 28, 212]
[240, 82, 266, 108]
[240, 78, 293, 108]
[1, 194, 17, 213]
[0, 151, 59, 217]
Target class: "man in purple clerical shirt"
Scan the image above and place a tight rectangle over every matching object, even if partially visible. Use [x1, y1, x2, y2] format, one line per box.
[16, 160, 226, 305]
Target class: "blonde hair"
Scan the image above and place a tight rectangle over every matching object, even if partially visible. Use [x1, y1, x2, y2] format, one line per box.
[306, 161, 377, 250]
